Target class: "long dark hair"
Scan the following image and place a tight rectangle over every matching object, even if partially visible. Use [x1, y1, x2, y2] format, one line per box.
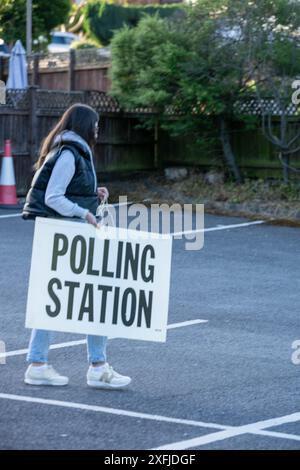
[35, 103, 99, 170]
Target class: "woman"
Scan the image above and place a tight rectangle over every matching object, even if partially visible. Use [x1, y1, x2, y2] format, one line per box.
[22, 103, 131, 389]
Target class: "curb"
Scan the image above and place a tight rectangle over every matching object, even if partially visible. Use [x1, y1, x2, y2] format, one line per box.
[110, 193, 300, 228]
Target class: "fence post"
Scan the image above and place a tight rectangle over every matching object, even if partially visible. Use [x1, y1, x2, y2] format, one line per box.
[0, 56, 3, 82]
[83, 90, 90, 105]
[28, 86, 39, 166]
[33, 54, 40, 86]
[69, 49, 76, 91]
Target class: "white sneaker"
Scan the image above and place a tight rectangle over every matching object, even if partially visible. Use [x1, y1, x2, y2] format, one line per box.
[24, 364, 69, 386]
[87, 363, 131, 389]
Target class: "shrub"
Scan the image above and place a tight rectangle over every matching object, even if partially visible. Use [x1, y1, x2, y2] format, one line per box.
[71, 38, 99, 49]
[83, 0, 183, 45]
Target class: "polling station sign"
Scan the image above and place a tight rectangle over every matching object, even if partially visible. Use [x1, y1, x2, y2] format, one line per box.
[25, 217, 172, 342]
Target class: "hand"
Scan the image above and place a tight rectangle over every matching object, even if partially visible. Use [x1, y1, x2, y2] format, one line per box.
[97, 186, 109, 201]
[85, 211, 99, 228]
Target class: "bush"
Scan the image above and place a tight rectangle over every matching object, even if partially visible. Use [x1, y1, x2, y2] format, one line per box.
[83, 0, 183, 46]
[71, 38, 99, 49]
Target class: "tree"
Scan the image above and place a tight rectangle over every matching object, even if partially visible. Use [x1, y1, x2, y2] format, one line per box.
[0, 0, 72, 50]
[83, 0, 182, 46]
[110, 0, 253, 181]
[110, 0, 300, 182]
[250, 2, 300, 183]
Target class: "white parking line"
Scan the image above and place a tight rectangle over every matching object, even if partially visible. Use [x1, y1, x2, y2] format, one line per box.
[0, 393, 228, 430]
[152, 411, 300, 449]
[0, 392, 299, 448]
[0, 202, 134, 220]
[167, 319, 208, 329]
[254, 429, 300, 442]
[172, 220, 265, 237]
[0, 319, 208, 359]
[0, 208, 265, 235]
[0, 213, 21, 219]
[1, 340, 86, 359]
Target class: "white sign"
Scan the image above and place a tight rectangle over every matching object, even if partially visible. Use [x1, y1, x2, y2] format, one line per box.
[25, 217, 172, 342]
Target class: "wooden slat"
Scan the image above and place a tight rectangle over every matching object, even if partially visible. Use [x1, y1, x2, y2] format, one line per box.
[1, 88, 300, 196]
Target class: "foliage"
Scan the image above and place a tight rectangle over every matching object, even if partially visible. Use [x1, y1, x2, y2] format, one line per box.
[83, 0, 183, 46]
[110, 0, 300, 181]
[71, 38, 100, 49]
[0, 0, 72, 50]
[182, 176, 300, 204]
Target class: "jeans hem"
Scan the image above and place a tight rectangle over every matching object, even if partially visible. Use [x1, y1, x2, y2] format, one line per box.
[26, 356, 48, 363]
[88, 357, 107, 364]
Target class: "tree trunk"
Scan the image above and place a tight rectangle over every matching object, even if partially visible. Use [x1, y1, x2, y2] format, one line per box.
[219, 116, 243, 183]
[281, 152, 290, 184]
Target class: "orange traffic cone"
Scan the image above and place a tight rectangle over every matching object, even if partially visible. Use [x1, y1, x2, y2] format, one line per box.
[0, 139, 18, 205]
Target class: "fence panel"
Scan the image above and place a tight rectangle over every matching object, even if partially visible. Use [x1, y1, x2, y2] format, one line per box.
[0, 107, 31, 194]
[1, 88, 300, 196]
[0, 88, 156, 195]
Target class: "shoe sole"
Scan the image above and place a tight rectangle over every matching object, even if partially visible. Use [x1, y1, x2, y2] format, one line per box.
[87, 378, 131, 389]
[24, 378, 69, 386]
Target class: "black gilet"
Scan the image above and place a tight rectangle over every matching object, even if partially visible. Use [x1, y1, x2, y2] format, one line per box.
[22, 141, 98, 220]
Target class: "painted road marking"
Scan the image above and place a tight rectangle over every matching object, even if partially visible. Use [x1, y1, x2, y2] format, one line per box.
[0, 202, 134, 219]
[0, 393, 299, 447]
[0, 393, 228, 431]
[0, 213, 21, 219]
[1, 209, 265, 236]
[0, 319, 208, 359]
[152, 411, 300, 450]
[171, 220, 265, 237]
[167, 319, 208, 329]
[254, 429, 300, 442]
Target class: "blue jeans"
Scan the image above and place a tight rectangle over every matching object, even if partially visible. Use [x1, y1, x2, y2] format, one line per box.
[26, 330, 108, 364]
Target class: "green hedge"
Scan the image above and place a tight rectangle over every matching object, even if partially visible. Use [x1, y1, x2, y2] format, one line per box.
[83, 0, 183, 46]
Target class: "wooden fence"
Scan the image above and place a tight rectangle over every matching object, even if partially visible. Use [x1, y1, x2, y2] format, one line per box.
[0, 49, 111, 93]
[0, 88, 156, 195]
[1, 87, 300, 195]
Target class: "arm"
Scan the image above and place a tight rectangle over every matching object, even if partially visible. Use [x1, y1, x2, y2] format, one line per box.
[45, 149, 89, 219]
